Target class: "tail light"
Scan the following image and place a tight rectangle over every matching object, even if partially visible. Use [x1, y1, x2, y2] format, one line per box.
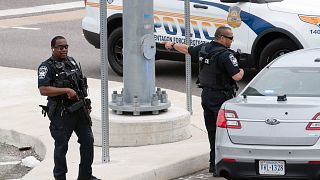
[217, 109, 241, 129]
[306, 112, 320, 130]
[223, 158, 237, 163]
[308, 161, 320, 164]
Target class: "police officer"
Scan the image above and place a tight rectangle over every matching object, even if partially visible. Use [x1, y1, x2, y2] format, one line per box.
[164, 26, 244, 176]
[38, 36, 100, 180]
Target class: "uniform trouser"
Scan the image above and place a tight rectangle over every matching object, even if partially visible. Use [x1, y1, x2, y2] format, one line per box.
[49, 105, 94, 179]
[201, 87, 229, 164]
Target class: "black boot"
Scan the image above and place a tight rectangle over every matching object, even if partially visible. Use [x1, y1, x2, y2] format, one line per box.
[209, 163, 219, 177]
[77, 175, 101, 180]
[209, 162, 215, 173]
[90, 176, 101, 180]
[54, 175, 66, 180]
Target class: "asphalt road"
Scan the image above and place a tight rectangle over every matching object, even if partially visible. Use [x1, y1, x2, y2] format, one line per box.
[0, 1, 257, 179]
[0, 143, 41, 179]
[0, 0, 257, 97]
[0, 0, 77, 10]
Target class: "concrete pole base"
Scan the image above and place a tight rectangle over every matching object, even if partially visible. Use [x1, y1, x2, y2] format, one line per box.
[91, 106, 191, 147]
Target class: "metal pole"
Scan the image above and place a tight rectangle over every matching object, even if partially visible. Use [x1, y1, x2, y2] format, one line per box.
[109, 0, 170, 115]
[123, 0, 155, 106]
[100, 0, 110, 163]
[184, 0, 193, 114]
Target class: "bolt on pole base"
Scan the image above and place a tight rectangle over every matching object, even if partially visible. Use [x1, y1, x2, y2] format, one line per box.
[109, 88, 171, 116]
[110, 103, 171, 116]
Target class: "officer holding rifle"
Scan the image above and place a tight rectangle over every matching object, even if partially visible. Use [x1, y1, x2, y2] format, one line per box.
[38, 36, 100, 180]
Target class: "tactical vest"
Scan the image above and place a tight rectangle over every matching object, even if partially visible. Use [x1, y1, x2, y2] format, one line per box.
[47, 57, 88, 101]
[197, 43, 233, 90]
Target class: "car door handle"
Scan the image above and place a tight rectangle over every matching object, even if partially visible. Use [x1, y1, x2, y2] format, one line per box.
[193, 4, 208, 9]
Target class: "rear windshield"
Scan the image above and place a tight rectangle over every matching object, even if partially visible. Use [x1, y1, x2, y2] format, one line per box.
[243, 67, 320, 97]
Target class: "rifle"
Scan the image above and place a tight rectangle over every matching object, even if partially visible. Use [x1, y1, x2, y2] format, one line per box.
[66, 63, 92, 126]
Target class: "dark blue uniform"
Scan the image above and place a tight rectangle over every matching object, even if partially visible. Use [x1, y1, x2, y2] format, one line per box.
[38, 56, 94, 180]
[188, 41, 240, 170]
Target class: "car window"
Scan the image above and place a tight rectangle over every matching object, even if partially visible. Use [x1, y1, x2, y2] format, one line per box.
[243, 67, 320, 97]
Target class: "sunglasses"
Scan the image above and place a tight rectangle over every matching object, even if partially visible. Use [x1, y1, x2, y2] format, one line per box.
[221, 35, 234, 41]
[54, 44, 69, 50]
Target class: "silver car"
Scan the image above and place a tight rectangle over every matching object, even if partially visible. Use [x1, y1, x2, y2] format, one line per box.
[215, 47, 320, 180]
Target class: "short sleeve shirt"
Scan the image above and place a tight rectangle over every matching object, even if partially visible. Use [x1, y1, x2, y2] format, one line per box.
[218, 49, 240, 77]
[38, 58, 55, 88]
[188, 41, 240, 77]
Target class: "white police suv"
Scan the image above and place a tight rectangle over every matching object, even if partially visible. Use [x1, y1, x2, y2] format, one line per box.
[82, 0, 320, 76]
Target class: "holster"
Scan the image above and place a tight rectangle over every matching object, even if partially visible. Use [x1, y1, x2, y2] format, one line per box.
[39, 100, 58, 117]
[66, 99, 92, 126]
[231, 83, 239, 97]
[84, 98, 92, 109]
[48, 101, 58, 117]
[223, 89, 234, 100]
[39, 105, 48, 117]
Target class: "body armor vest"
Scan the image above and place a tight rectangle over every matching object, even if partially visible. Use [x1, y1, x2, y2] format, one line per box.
[198, 43, 233, 90]
[47, 57, 88, 101]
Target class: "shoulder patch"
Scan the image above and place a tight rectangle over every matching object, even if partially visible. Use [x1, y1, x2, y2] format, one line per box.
[38, 65, 48, 79]
[229, 54, 238, 67]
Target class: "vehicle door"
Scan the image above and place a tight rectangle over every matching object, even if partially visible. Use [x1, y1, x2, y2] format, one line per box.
[197, 0, 251, 53]
[154, 0, 185, 43]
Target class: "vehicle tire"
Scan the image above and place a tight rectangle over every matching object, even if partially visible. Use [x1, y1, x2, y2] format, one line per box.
[227, 177, 246, 180]
[259, 38, 299, 69]
[108, 27, 123, 76]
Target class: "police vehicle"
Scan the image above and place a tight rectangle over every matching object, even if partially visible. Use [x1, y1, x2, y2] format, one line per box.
[82, 0, 320, 76]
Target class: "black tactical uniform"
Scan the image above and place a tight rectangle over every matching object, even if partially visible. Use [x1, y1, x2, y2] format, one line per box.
[188, 41, 240, 171]
[38, 56, 94, 180]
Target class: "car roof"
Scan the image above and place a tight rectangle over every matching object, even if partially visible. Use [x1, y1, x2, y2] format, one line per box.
[270, 47, 320, 68]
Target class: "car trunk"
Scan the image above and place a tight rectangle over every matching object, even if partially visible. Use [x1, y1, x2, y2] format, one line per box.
[224, 96, 320, 146]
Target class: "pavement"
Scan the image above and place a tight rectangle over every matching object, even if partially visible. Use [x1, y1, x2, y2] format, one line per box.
[0, 66, 224, 180]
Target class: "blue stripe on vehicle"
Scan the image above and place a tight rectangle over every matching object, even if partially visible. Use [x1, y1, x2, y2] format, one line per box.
[185, 0, 275, 35]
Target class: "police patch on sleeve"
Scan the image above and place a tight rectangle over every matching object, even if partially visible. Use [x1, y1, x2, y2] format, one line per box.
[38, 65, 48, 79]
[229, 54, 238, 67]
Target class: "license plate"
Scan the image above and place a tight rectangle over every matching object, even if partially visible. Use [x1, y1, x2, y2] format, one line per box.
[258, 160, 285, 175]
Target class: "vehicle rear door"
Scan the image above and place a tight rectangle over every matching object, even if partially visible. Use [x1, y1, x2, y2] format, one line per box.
[198, 0, 251, 52]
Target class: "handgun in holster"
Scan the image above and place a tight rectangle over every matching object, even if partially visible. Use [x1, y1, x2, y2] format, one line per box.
[40, 100, 58, 117]
[39, 105, 49, 117]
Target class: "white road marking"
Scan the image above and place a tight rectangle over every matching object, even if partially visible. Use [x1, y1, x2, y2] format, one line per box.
[0, 161, 21, 166]
[11, 26, 40, 30]
[0, 9, 85, 30]
[0, 1, 83, 17]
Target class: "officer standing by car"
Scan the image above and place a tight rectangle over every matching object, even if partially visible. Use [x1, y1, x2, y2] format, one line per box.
[37, 36, 100, 180]
[163, 26, 244, 177]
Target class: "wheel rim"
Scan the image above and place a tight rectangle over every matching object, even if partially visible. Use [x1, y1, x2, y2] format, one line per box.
[269, 49, 291, 63]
